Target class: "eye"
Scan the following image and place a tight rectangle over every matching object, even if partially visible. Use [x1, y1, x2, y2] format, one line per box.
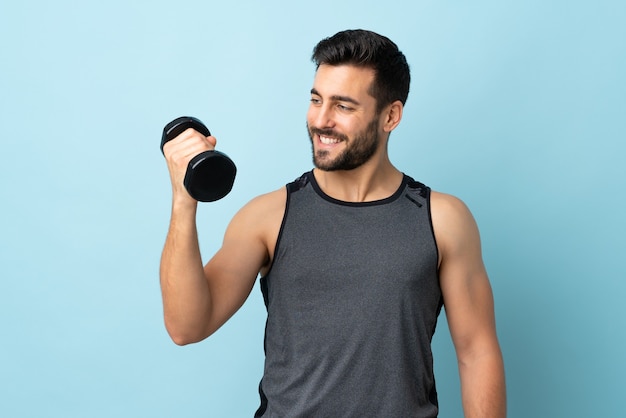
[337, 104, 354, 112]
[310, 97, 322, 105]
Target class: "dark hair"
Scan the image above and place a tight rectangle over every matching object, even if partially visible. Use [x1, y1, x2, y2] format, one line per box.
[312, 29, 410, 112]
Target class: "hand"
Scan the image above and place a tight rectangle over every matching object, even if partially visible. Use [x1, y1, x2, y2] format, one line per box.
[162, 128, 218, 203]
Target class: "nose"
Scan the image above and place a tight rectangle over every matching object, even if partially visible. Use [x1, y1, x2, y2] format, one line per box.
[308, 103, 335, 129]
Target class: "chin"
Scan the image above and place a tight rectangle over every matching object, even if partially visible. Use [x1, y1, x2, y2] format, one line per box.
[314, 158, 361, 172]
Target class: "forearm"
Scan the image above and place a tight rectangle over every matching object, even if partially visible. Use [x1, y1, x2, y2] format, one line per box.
[459, 348, 506, 418]
[160, 202, 212, 345]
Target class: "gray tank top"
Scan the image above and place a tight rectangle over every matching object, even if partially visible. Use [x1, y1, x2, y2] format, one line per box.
[256, 171, 442, 418]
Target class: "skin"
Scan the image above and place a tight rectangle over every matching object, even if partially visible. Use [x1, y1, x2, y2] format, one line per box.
[160, 63, 506, 417]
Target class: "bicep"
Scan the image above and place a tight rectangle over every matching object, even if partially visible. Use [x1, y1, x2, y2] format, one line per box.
[201, 192, 283, 336]
[202, 234, 265, 334]
[433, 194, 499, 357]
[441, 262, 497, 356]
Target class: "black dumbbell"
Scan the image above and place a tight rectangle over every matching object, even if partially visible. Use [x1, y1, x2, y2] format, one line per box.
[160, 116, 236, 202]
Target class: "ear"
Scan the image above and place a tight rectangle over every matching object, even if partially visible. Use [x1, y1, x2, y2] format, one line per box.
[381, 100, 403, 133]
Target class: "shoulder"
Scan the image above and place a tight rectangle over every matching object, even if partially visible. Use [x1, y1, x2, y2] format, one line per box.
[230, 186, 287, 231]
[235, 187, 287, 271]
[429, 191, 481, 257]
[430, 191, 473, 223]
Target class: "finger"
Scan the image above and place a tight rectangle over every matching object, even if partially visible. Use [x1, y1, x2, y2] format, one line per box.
[163, 131, 216, 160]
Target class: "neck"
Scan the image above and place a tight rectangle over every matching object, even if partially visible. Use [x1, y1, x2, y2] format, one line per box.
[312, 155, 403, 202]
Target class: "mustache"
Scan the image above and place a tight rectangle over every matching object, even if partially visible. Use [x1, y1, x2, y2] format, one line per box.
[308, 126, 349, 142]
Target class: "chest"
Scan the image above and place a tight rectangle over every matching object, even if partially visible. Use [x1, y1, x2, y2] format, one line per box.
[266, 191, 439, 311]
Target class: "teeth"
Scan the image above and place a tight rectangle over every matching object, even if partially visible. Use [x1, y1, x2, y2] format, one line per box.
[320, 135, 341, 145]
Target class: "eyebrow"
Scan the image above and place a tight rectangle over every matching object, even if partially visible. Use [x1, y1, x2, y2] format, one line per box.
[310, 88, 361, 106]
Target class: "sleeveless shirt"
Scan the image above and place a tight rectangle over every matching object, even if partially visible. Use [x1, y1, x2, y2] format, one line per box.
[255, 171, 443, 418]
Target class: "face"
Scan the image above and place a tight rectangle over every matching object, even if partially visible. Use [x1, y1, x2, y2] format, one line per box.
[307, 64, 383, 171]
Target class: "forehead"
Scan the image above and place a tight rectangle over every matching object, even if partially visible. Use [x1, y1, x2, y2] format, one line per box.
[312, 64, 376, 100]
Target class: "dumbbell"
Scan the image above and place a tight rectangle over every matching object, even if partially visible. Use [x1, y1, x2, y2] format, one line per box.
[160, 116, 236, 202]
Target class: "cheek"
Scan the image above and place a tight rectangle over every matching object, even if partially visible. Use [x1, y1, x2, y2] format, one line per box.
[306, 107, 317, 126]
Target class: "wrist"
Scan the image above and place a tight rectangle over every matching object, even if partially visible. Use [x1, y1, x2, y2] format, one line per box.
[171, 191, 199, 213]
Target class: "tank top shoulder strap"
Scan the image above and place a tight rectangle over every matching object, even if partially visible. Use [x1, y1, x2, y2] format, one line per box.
[404, 175, 430, 199]
[286, 171, 313, 194]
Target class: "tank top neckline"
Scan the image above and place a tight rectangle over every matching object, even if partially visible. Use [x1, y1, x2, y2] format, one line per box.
[306, 170, 409, 207]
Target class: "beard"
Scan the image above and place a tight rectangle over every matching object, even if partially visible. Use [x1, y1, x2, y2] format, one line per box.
[307, 118, 380, 171]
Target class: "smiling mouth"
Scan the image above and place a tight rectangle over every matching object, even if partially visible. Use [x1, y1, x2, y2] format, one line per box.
[309, 125, 348, 145]
[319, 135, 342, 145]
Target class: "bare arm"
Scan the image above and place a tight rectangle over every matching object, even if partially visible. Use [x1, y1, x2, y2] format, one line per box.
[432, 192, 506, 418]
[159, 128, 282, 345]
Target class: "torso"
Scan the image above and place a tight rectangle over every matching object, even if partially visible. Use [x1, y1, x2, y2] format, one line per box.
[255, 171, 442, 417]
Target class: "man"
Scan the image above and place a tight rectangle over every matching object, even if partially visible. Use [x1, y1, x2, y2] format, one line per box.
[160, 29, 506, 417]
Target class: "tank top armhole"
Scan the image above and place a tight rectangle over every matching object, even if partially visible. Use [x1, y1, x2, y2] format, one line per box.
[260, 173, 309, 281]
[425, 187, 441, 277]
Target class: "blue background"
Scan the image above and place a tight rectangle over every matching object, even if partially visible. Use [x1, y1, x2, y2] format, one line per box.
[1, 1, 624, 417]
